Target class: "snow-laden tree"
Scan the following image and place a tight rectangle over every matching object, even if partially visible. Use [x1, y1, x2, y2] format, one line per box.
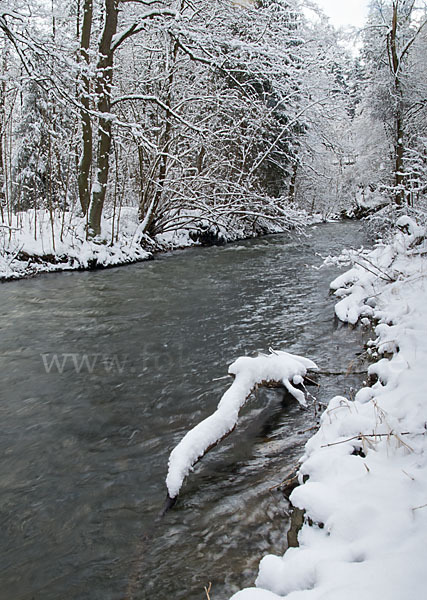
[12, 80, 49, 211]
[3, 0, 78, 223]
[0, 26, 18, 221]
[359, 0, 427, 207]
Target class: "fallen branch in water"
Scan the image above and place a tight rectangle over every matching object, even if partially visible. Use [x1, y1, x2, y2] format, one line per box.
[165, 350, 318, 503]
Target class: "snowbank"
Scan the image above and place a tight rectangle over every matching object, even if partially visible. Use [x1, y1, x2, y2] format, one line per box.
[166, 351, 318, 499]
[231, 218, 427, 600]
[0, 208, 151, 280]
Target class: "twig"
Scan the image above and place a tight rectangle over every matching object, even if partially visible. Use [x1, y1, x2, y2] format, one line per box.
[359, 253, 398, 280]
[269, 468, 299, 493]
[204, 582, 212, 600]
[321, 432, 412, 448]
[6, 243, 24, 267]
[353, 259, 395, 282]
[298, 424, 320, 435]
[316, 370, 366, 376]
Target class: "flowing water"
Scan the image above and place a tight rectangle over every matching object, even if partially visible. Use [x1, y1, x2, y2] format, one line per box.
[0, 221, 369, 600]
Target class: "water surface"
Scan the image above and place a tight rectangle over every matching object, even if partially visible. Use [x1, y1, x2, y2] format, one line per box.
[0, 221, 369, 599]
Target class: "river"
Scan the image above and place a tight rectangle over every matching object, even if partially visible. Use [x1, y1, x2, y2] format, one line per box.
[0, 221, 369, 600]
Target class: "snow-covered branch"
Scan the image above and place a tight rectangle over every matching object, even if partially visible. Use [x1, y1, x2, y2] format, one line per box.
[111, 8, 177, 51]
[111, 94, 203, 132]
[165, 350, 318, 500]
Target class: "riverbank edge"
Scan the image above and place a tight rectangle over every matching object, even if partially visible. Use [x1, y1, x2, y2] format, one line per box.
[0, 213, 327, 283]
[231, 220, 427, 599]
[0, 248, 153, 283]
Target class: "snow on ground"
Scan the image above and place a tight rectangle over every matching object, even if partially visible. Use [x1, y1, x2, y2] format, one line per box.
[166, 351, 318, 500]
[231, 217, 427, 600]
[0, 208, 151, 280]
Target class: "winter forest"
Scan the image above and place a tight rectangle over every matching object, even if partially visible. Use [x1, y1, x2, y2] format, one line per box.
[2, 2, 427, 600]
[0, 0, 426, 274]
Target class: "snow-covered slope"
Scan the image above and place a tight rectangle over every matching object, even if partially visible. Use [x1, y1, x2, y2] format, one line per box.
[231, 217, 427, 600]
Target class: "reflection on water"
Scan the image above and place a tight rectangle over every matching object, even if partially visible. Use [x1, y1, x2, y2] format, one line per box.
[0, 222, 369, 600]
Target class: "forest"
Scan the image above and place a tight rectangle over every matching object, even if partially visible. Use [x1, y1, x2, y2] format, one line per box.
[0, 0, 426, 278]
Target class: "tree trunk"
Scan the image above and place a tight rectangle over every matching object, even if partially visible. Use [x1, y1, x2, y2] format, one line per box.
[395, 114, 405, 205]
[389, 0, 405, 205]
[88, 0, 118, 237]
[288, 160, 298, 203]
[77, 0, 93, 216]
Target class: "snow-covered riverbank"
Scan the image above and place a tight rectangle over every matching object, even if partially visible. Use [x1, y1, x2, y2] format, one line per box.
[0, 207, 318, 281]
[232, 217, 427, 600]
[0, 209, 152, 280]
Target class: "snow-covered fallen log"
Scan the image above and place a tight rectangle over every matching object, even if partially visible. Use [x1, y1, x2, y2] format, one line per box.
[165, 351, 318, 501]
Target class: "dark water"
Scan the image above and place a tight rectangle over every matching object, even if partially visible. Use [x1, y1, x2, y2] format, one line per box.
[0, 221, 369, 600]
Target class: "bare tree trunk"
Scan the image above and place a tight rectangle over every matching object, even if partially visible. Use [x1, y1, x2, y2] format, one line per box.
[395, 113, 405, 204]
[88, 0, 118, 237]
[77, 0, 93, 216]
[389, 0, 405, 205]
[51, 0, 56, 41]
[288, 160, 298, 203]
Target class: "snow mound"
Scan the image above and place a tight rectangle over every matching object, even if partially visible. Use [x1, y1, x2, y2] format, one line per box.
[166, 350, 318, 499]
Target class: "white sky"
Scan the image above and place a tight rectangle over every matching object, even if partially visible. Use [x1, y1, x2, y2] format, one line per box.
[313, 0, 370, 28]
